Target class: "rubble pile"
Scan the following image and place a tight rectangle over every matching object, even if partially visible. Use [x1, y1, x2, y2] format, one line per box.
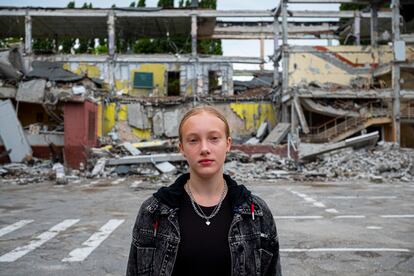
[303, 142, 414, 182]
[1, 138, 414, 186]
[225, 151, 299, 180]
[0, 161, 55, 185]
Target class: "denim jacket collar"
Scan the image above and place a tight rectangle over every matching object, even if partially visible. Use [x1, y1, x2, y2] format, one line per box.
[150, 173, 264, 218]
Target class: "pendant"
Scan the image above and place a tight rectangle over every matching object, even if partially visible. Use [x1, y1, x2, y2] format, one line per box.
[206, 220, 211, 226]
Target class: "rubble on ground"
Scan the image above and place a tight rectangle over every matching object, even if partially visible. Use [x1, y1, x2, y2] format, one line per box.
[302, 141, 414, 182]
[1, 138, 413, 186]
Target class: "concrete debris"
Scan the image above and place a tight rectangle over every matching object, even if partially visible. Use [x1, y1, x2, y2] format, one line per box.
[1, 135, 413, 185]
[91, 157, 107, 177]
[256, 122, 269, 140]
[262, 123, 290, 145]
[52, 163, 67, 184]
[122, 142, 142, 156]
[154, 161, 177, 174]
[0, 99, 32, 162]
[300, 131, 379, 160]
[16, 79, 46, 103]
[244, 137, 261, 145]
[107, 153, 185, 166]
[303, 142, 414, 181]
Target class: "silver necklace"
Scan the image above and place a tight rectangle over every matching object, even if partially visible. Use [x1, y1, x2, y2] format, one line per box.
[186, 181, 227, 226]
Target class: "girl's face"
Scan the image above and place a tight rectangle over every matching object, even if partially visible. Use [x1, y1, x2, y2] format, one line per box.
[179, 111, 232, 179]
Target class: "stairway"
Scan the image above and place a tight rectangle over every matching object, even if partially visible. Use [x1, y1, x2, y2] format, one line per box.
[304, 114, 391, 143]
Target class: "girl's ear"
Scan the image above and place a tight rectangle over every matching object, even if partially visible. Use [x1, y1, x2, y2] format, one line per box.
[226, 137, 232, 152]
[178, 142, 185, 157]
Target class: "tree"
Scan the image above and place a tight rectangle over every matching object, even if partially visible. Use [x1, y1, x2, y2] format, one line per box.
[138, 0, 146, 7]
[157, 0, 174, 8]
[129, 2, 136, 7]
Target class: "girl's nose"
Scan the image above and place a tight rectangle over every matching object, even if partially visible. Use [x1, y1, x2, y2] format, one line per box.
[200, 139, 211, 155]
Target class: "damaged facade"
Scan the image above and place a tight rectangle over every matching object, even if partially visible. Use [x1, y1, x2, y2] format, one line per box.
[0, 1, 414, 183]
[274, 0, 414, 151]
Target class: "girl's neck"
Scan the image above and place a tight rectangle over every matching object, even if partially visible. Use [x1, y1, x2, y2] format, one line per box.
[187, 171, 225, 201]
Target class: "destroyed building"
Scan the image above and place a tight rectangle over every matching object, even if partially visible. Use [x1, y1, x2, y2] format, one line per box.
[0, 0, 413, 175]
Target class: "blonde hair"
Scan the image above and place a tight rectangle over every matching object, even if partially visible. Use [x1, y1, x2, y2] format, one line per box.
[179, 106, 230, 142]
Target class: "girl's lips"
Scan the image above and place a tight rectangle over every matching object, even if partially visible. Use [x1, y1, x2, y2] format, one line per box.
[198, 159, 214, 166]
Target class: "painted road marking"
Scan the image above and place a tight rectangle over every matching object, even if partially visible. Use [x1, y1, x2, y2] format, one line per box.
[0, 219, 79, 262]
[281, 248, 410, 253]
[324, 196, 397, 199]
[274, 216, 323, 220]
[367, 226, 383, 230]
[290, 190, 338, 214]
[62, 219, 125, 262]
[275, 215, 413, 220]
[0, 220, 33, 238]
[381, 215, 414, 218]
[334, 215, 366, 219]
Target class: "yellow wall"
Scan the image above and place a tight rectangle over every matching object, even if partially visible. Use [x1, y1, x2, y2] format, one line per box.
[229, 103, 277, 131]
[103, 103, 151, 140]
[130, 64, 166, 97]
[289, 46, 393, 86]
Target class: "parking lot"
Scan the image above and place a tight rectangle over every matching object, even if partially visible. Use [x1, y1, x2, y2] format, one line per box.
[0, 177, 413, 275]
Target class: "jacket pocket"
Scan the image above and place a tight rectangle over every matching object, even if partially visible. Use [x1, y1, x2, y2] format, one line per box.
[136, 246, 155, 275]
[257, 248, 273, 275]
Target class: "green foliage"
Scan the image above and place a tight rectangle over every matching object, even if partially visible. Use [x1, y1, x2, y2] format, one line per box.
[157, 0, 174, 8]
[129, 1, 136, 7]
[199, 0, 216, 9]
[339, 3, 366, 11]
[67, 1, 75, 8]
[138, 0, 146, 7]
[33, 38, 55, 52]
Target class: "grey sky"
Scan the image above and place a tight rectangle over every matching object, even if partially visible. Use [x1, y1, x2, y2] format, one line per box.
[0, 0, 340, 71]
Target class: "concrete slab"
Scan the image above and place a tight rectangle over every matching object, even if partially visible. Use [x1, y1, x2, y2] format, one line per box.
[127, 103, 150, 129]
[0, 87, 17, 99]
[154, 161, 177, 174]
[16, 79, 46, 103]
[300, 131, 379, 160]
[122, 142, 141, 156]
[0, 100, 32, 162]
[262, 123, 291, 145]
[107, 153, 185, 166]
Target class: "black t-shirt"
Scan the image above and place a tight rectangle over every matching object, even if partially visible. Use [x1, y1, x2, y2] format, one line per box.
[172, 191, 232, 276]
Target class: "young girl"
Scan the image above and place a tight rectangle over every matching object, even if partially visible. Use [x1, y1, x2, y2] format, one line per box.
[127, 106, 282, 276]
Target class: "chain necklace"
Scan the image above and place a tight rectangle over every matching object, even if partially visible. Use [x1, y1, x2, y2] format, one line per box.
[186, 180, 227, 226]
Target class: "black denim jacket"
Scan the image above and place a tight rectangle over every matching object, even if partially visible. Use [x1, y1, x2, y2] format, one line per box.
[127, 173, 282, 276]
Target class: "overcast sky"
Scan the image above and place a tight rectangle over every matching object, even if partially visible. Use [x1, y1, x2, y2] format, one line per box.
[0, 0, 340, 71]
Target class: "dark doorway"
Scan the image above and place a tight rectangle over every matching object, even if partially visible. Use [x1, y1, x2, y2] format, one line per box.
[167, 71, 180, 96]
[208, 71, 219, 94]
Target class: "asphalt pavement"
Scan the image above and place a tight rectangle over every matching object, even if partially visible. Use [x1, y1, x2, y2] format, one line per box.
[0, 176, 413, 275]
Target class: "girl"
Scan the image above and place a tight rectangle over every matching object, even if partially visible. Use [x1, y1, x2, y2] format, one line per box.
[127, 106, 282, 276]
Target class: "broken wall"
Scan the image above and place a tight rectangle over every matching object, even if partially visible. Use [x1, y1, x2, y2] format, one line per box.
[30, 56, 234, 96]
[102, 101, 277, 141]
[289, 46, 394, 87]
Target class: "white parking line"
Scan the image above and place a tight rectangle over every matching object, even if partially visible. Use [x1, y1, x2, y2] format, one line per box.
[324, 196, 397, 199]
[0, 220, 34, 238]
[62, 219, 125, 262]
[381, 215, 414, 218]
[281, 248, 410, 253]
[367, 226, 383, 230]
[290, 190, 338, 214]
[334, 215, 366, 219]
[0, 219, 79, 262]
[274, 216, 323, 220]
